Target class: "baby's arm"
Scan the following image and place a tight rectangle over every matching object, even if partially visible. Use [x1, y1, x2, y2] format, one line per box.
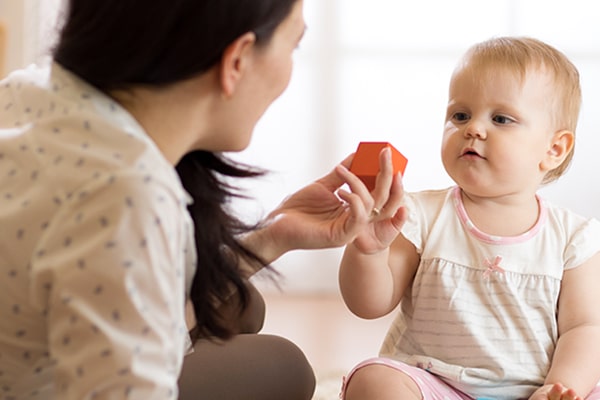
[540, 251, 600, 398]
[339, 224, 420, 319]
[338, 145, 416, 319]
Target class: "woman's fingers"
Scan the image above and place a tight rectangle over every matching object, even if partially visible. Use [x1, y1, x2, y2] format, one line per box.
[382, 172, 405, 215]
[335, 163, 374, 211]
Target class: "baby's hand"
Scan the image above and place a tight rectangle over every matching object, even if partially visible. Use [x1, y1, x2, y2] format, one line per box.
[348, 147, 407, 254]
[350, 195, 407, 254]
[528, 383, 582, 400]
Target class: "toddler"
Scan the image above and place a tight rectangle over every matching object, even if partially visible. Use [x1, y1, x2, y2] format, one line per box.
[339, 37, 600, 400]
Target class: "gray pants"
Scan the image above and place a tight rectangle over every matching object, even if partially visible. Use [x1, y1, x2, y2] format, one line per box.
[178, 334, 315, 400]
[178, 283, 316, 400]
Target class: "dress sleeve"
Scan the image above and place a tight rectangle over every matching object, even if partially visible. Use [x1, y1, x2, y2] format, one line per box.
[564, 217, 600, 271]
[399, 188, 459, 256]
[399, 192, 424, 254]
[30, 172, 189, 399]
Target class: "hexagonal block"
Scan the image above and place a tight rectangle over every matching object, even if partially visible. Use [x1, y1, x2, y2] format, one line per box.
[349, 141, 407, 191]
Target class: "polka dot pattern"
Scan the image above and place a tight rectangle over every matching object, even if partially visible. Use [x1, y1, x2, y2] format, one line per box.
[0, 63, 196, 398]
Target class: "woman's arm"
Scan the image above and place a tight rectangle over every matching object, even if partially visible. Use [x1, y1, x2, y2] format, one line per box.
[241, 150, 402, 266]
[34, 176, 188, 399]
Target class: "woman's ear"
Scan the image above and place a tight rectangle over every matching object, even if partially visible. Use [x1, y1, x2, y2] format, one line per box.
[219, 32, 257, 98]
[540, 129, 574, 171]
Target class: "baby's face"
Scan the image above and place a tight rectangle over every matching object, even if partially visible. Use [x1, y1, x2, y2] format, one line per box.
[440, 64, 557, 199]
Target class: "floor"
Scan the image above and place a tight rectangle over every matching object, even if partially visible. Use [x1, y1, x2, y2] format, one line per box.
[260, 291, 396, 400]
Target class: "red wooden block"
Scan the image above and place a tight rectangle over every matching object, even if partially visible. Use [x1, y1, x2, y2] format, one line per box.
[349, 142, 407, 191]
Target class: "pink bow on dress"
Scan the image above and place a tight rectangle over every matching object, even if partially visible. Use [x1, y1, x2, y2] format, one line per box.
[483, 255, 505, 278]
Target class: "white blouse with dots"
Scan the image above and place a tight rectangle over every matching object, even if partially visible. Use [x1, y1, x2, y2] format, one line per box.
[380, 187, 600, 399]
[0, 63, 196, 399]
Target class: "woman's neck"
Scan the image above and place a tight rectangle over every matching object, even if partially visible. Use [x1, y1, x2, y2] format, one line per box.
[109, 73, 218, 165]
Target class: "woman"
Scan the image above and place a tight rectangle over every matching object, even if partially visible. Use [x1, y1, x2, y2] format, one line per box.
[0, 0, 398, 399]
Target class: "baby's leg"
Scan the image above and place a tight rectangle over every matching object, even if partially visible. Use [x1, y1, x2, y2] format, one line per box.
[585, 385, 600, 399]
[341, 357, 471, 400]
[178, 334, 315, 400]
[343, 363, 422, 400]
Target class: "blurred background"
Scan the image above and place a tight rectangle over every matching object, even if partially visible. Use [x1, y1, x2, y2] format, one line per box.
[1, 0, 598, 294]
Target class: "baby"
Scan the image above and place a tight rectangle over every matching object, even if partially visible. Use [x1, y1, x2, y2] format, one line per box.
[339, 37, 600, 400]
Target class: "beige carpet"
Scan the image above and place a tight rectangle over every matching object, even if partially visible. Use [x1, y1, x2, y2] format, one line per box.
[313, 371, 345, 400]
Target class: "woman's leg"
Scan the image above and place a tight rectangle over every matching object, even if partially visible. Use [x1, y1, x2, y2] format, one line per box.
[178, 334, 316, 400]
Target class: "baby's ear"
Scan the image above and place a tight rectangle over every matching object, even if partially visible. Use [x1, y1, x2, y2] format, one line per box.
[540, 129, 574, 171]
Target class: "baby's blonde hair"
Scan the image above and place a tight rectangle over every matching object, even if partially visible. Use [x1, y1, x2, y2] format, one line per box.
[460, 36, 581, 184]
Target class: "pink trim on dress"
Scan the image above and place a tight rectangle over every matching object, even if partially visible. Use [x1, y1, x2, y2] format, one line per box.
[339, 357, 473, 400]
[452, 186, 547, 245]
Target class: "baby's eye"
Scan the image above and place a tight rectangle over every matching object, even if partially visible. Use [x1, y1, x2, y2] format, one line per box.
[452, 112, 470, 122]
[492, 115, 514, 124]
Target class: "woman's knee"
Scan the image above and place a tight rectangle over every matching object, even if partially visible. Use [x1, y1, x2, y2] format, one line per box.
[178, 334, 315, 400]
[258, 335, 316, 399]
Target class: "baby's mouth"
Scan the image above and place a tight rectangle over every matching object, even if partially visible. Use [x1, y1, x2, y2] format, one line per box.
[461, 148, 484, 159]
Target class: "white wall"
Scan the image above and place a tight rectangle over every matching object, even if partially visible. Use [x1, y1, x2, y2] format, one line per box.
[236, 0, 600, 293]
[0, 0, 63, 75]
[0, 0, 28, 74]
[5, 0, 600, 294]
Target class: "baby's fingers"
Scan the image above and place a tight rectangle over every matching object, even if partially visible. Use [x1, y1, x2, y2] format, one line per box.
[371, 147, 394, 202]
[545, 383, 581, 400]
[379, 172, 405, 216]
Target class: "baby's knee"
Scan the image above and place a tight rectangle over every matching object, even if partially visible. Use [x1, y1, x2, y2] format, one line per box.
[343, 364, 421, 400]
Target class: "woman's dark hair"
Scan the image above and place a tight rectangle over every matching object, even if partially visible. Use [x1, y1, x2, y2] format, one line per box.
[53, 0, 298, 340]
[176, 151, 268, 341]
[53, 0, 298, 91]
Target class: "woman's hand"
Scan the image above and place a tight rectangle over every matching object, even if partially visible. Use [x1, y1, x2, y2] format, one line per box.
[528, 383, 583, 400]
[254, 148, 405, 261]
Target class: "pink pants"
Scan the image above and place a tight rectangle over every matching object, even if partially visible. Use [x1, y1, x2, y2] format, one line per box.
[340, 357, 600, 400]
